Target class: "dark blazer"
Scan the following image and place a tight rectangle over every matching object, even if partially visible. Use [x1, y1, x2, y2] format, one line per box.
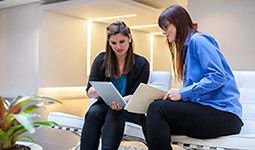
[86, 52, 150, 96]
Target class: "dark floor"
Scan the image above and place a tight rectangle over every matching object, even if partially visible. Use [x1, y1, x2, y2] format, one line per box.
[20, 98, 90, 150]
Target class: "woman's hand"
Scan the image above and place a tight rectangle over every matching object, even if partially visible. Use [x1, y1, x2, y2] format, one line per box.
[163, 90, 181, 101]
[123, 95, 132, 103]
[109, 95, 132, 111]
[109, 101, 123, 111]
[87, 87, 100, 99]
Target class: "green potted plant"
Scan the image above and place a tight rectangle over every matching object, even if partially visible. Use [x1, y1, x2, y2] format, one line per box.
[0, 94, 62, 150]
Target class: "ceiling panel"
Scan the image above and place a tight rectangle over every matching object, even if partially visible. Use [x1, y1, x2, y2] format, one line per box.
[0, 0, 40, 9]
[44, 0, 163, 33]
[0, 0, 69, 9]
[1, 0, 187, 33]
[133, 0, 174, 9]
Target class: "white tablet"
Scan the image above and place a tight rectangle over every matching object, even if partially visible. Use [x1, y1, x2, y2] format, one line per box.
[90, 81, 126, 107]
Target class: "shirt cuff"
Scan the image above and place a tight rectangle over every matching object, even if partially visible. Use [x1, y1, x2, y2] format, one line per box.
[179, 85, 199, 101]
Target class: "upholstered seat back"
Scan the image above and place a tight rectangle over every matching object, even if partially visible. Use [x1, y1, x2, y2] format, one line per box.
[233, 71, 255, 135]
[147, 71, 172, 91]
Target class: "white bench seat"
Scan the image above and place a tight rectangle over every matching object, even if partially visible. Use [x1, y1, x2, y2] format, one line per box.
[48, 71, 255, 150]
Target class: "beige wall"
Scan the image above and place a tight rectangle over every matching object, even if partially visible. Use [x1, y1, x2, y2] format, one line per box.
[40, 14, 180, 91]
[131, 30, 150, 61]
[90, 22, 107, 65]
[40, 17, 154, 89]
[41, 11, 87, 87]
[152, 35, 181, 88]
[188, 0, 255, 71]
[3, 0, 253, 98]
[153, 35, 171, 72]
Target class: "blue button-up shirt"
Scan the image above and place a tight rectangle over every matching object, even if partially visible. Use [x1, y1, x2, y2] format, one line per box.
[179, 32, 242, 120]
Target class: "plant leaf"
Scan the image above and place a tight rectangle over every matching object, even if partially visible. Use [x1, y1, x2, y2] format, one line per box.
[17, 136, 34, 143]
[6, 124, 23, 137]
[8, 96, 36, 115]
[34, 121, 59, 127]
[30, 94, 62, 104]
[21, 104, 40, 114]
[2, 114, 15, 131]
[8, 127, 27, 141]
[14, 112, 35, 133]
[0, 128, 8, 143]
[9, 95, 23, 107]
[0, 128, 12, 148]
[9, 95, 62, 115]
[0, 96, 7, 120]
[7, 121, 58, 143]
[1, 94, 62, 148]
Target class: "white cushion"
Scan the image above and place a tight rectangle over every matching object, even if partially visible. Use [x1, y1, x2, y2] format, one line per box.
[234, 71, 255, 88]
[48, 112, 84, 129]
[124, 122, 144, 139]
[171, 134, 255, 150]
[148, 71, 172, 91]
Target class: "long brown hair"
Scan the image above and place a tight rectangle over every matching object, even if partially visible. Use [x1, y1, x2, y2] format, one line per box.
[104, 21, 134, 78]
[158, 5, 197, 81]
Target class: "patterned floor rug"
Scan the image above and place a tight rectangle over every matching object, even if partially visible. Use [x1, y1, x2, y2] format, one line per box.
[118, 145, 145, 150]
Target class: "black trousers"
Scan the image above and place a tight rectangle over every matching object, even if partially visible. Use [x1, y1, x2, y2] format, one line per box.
[146, 100, 243, 150]
[80, 100, 146, 150]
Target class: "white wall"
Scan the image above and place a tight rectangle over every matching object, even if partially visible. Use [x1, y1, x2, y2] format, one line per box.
[188, 0, 255, 71]
[0, 3, 41, 98]
[41, 11, 87, 87]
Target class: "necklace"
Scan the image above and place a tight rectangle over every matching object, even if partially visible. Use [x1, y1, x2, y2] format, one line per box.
[118, 61, 125, 65]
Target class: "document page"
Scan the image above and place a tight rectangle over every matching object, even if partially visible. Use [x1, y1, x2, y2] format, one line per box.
[124, 83, 166, 114]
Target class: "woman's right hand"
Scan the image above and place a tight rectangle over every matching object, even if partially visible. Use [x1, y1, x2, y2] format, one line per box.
[163, 89, 182, 101]
[87, 87, 100, 99]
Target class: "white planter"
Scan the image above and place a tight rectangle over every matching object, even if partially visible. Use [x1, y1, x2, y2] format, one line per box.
[16, 141, 43, 150]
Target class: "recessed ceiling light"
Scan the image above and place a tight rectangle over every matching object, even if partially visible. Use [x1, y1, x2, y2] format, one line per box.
[130, 24, 158, 29]
[90, 14, 137, 21]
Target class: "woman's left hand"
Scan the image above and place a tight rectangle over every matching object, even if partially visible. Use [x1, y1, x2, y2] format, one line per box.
[163, 90, 181, 101]
[109, 101, 123, 111]
[109, 95, 132, 111]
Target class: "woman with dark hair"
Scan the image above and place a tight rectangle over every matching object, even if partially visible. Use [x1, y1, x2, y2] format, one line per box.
[146, 5, 243, 150]
[80, 21, 149, 150]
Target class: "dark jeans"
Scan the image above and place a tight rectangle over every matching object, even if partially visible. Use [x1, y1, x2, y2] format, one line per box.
[80, 100, 146, 150]
[146, 100, 243, 150]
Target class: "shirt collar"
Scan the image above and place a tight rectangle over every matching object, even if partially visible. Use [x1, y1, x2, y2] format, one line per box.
[184, 29, 195, 46]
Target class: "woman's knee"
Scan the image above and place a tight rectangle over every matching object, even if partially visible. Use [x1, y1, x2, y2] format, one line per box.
[85, 104, 107, 121]
[105, 109, 126, 123]
[147, 99, 165, 116]
[147, 100, 181, 116]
